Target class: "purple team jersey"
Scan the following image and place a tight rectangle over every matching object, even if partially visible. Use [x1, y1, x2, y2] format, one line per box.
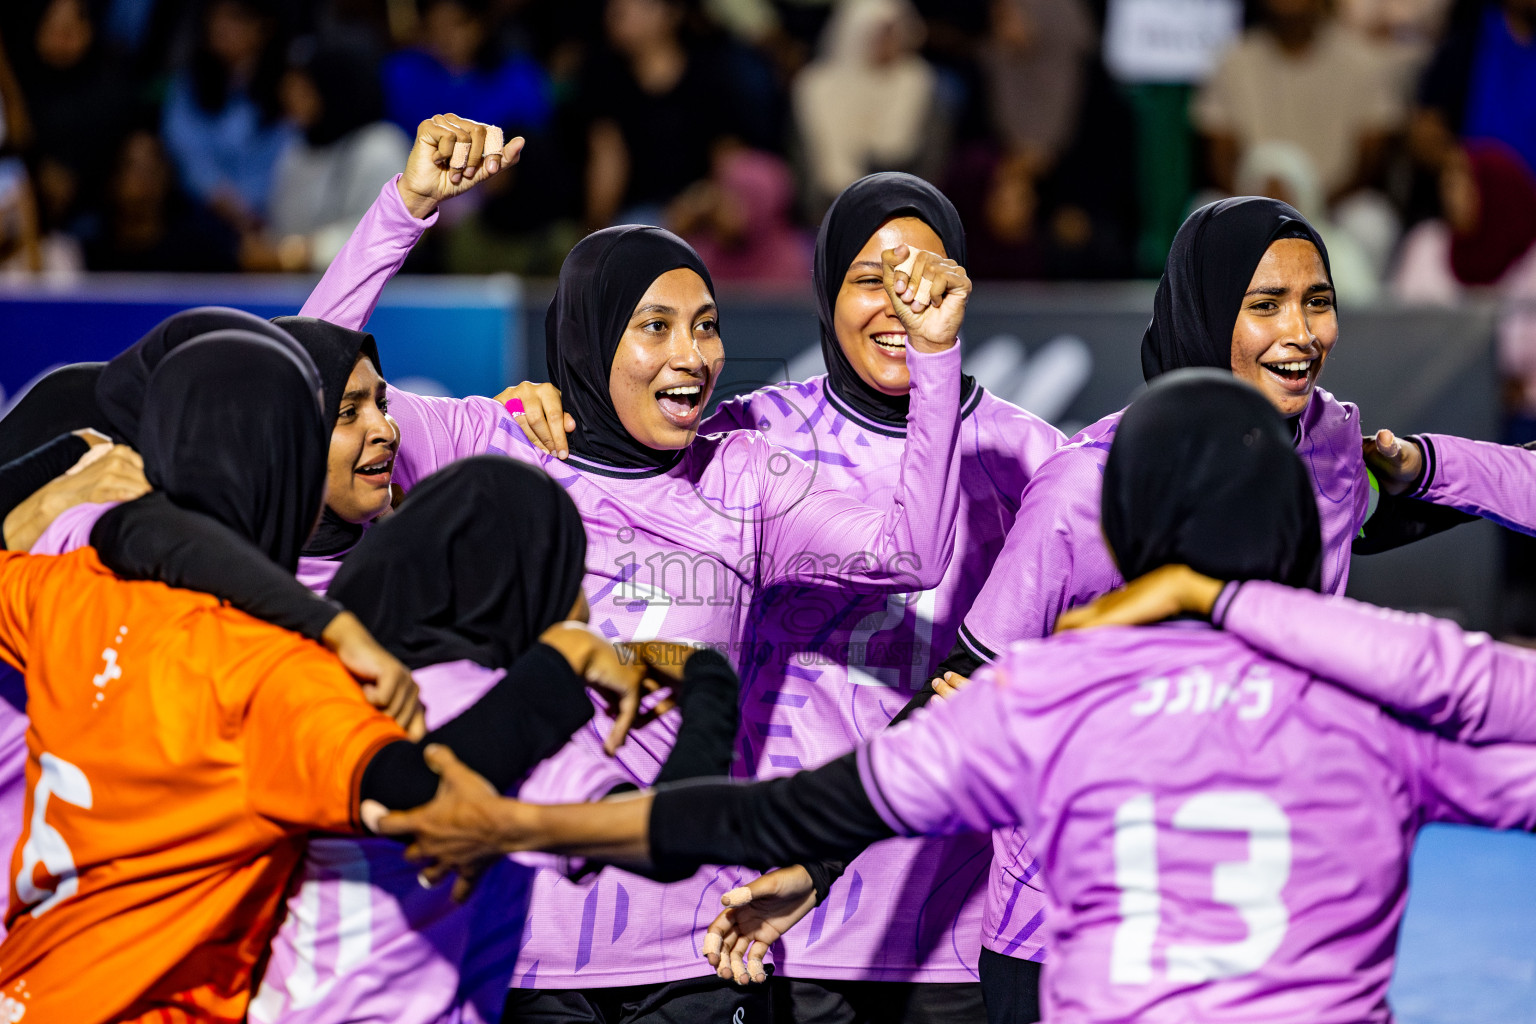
[300, 179, 969, 987]
[961, 389, 1371, 960]
[861, 622, 1536, 1023]
[702, 377, 1062, 980]
[1408, 432, 1536, 534]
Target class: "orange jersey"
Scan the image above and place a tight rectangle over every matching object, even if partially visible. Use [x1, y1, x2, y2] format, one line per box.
[0, 547, 405, 1024]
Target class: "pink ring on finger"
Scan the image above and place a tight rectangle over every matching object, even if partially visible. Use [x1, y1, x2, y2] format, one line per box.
[503, 397, 526, 416]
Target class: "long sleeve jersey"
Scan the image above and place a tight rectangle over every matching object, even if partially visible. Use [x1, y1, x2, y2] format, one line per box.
[954, 390, 1371, 961]
[298, 179, 968, 986]
[1404, 432, 1536, 534]
[851, 621, 1536, 1022]
[699, 376, 1062, 980]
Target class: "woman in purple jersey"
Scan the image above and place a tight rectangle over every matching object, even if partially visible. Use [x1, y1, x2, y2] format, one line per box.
[381, 371, 1536, 1024]
[506, 173, 1059, 1023]
[488, 172, 1060, 1024]
[293, 132, 973, 1019]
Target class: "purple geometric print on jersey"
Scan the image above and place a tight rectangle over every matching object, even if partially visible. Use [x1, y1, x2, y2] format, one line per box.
[701, 375, 1062, 982]
[302, 179, 976, 986]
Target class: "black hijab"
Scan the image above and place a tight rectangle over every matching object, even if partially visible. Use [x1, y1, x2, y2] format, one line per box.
[269, 316, 383, 434]
[1140, 197, 1333, 383]
[1103, 369, 1322, 591]
[813, 172, 976, 428]
[96, 307, 302, 445]
[328, 456, 588, 670]
[0, 362, 106, 464]
[547, 225, 715, 471]
[269, 316, 386, 557]
[139, 331, 327, 573]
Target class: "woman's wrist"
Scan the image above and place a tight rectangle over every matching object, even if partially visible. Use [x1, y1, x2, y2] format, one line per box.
[394, 177, 439, 220]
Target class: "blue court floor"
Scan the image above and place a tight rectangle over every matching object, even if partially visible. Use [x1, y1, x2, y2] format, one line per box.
[1392, 825, 1536, 1022]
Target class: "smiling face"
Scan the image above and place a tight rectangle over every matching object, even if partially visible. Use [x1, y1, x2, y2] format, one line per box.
[607, 267, 723, 450]
[1229, 237, 1337, 418]
[833, 217, 945, 397]
[326, 354, 398, 523]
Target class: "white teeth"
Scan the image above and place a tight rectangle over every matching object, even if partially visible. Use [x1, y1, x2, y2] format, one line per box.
[1266, 360, 1313, 373]
[872, 334, 907, 350]
[659, 385, 701, 396]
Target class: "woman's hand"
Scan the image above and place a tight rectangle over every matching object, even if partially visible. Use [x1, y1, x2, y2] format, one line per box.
[881, 244, 971, 354]
[375, 744, 518, 901]
[492, 382, 575, 460]
[1361, 429, 1424, 496]
[540, 623, 647, 755]
[702, 866, 820, 984]
[322, 611, 425, 740]
[1055, 565, 1225, 633]
[3, 443, 150, 551]
[397, 114, 526, 220]
[931, 671, 970, 699]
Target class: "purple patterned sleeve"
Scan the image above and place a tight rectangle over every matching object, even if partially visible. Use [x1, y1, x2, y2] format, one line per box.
[757, 345, 963, 592]
[857, 667, 1025, 837]
[298, 175, 436, 330]
[957, 422, 1124, 658]
[1407, 730, 1536, 830]
[385, 386, 529, 491]
[1224, 580, 1536, 745]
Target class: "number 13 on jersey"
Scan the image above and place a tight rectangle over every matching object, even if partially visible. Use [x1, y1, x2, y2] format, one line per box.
[1110, 790, 1292, 985]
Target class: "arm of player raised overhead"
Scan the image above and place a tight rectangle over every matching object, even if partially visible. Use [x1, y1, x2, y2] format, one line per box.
[298, 115, 519, 330]
[758, 343, 963, 592]
[1221, 579, 1536, 744]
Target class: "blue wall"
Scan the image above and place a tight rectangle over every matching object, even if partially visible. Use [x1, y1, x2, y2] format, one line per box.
[0, 275, 521, 404]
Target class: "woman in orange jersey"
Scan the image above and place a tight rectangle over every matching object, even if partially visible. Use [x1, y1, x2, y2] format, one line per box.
[0, 333, 645, 1024]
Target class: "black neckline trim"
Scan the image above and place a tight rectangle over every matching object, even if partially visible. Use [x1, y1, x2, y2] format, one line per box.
[822, 381, 985, 438]
[564, 450, 684, 480]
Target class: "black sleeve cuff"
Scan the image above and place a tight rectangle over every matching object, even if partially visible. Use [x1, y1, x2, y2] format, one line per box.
[653, 647, 741, 786]
[648, 752, 894, 880]
[91, 494, 342, 640]
[0, 434, 91, 547]
[803, 860, 846, 904]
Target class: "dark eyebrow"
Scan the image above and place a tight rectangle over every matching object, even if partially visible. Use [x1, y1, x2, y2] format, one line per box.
[1305, 282, 1334, 294]
[633, 303, 678, 317]
[1243, 286, 1287, 297]
[341, 387, 372, 402]
[692, 303, 718, 318]
[849, 261, 884, 273]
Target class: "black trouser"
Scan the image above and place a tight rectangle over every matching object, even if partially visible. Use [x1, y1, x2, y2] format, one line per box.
[772, 977, 987, 1024]
[501, 974, 773, 1024]
[976, 949, 1042, 1024]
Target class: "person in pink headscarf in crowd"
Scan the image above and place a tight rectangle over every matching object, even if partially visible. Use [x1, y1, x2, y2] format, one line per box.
[1393, 140, 1536, 420]
[671, 148, 811, 286]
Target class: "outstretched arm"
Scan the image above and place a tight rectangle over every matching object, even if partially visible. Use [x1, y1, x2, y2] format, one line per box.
[1058, 565, 1536, 745]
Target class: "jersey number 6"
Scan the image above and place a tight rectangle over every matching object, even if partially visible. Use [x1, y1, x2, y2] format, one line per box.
[16, 752, 94, 918]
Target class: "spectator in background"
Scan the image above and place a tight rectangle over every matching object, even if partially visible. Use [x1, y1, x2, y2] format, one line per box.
[0, 24, 41, 274]
[161, 0, 294, 233]
[980, 0, 1094, 174]
[792, 0, 937, 215]
[1236, 140, 1382, 302]
[672, 148, 810, 284]
[257, 39, 409, 270]
[84, 126, 239, 271]
[382, 0, 552, 145]
[579, 0, 732, 227]
[15, 0, 130, 246]
[1195, 0, 1405, 274]
[1413, 0, 1536, 190]
[1394, 140, 1536, 408]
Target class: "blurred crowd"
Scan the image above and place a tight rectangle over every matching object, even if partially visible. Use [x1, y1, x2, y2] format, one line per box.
[0, 0, 1532, 295]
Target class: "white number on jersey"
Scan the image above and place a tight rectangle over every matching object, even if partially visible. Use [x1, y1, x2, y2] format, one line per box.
[16, 753, 94, 918]
[1110, 790, 1292, 985]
